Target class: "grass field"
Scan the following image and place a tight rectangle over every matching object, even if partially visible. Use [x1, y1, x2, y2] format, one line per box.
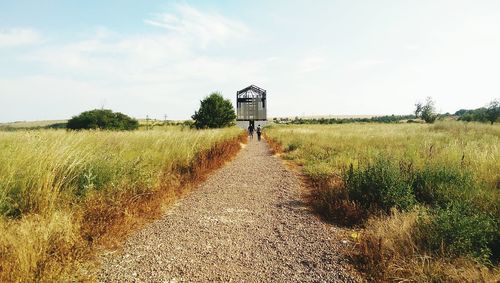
[0, 126, 244, 282]
[265, 122, 499, 282]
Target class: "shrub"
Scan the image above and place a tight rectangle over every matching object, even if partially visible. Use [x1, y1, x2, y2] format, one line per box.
[67, 109, 139, 131]
[420, 97, 438, 123]
[486, 100, 500, 125]
[418, 203, 499, 263]
[412, 165, 475, 208]
[46, 122, 67, 129]
[0, 184, 23, 218]
[192, 92, 236, 129]
[345, 159, 416, 214]
[286, 141, 302, 152]
[75, 164, 115, 197]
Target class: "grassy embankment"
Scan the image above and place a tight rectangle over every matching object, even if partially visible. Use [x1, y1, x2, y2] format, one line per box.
[265, 122, 499, 282]
[0, 126, 244, 282]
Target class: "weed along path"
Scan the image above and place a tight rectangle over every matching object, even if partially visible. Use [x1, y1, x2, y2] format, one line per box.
[98, 138, 359, 282]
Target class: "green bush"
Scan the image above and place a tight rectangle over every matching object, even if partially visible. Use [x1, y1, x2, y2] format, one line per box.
[415, 97, 438, 123]
[76, 164, 115, 197]
[412, 166, 475, 208]
[286, 141, 302, 152]
[0, 184, 23, 218]
[418, 203, 499, 264]
[192, 92, 236, 129]
[344, 159, 499, 263]
[345, 159, 416, 213]
[67, 109, 139, 131]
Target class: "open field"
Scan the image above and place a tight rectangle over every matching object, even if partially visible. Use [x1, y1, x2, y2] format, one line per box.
[265, 122, 500, 282]
[0, 120, 67, 130]
[0, 119, 193, 131]
[0, 120, 66, 127]
[0, 126, 244, 282]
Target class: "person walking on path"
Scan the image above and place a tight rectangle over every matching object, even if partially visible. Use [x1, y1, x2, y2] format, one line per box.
[248, 124, 254, 139]
[256, 125, 262, 141]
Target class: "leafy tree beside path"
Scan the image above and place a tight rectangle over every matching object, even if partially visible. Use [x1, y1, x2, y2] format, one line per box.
[192, 92, 236, 129]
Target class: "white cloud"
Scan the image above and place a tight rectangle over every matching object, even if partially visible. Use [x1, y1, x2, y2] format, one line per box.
[27, 35, 191, 80]
[298, 55, 328, 73]
[0, 75, 109, 121]
[0, 28, 41, 47]
[405, 44, 421, 51]
[144, 3, 250, 48]
[349, 59, 385, 71]
[1, 4, 264, 121]
[297, 49, 331, 74]
[354, 59, 385, 66]
[24, 4, 254, 83]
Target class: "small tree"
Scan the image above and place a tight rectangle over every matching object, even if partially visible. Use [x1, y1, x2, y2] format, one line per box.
[414, 101, 423, 118]
[67, 109, 139, 130]
[486, 99, 500, 125]
[421, 97, 437, 123]
[192, 92, 236, 129]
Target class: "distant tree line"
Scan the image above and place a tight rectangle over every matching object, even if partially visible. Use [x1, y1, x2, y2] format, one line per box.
[455, 100, 499, 124]
[274, 98, 499, 125]
[276, 114, 417, 125]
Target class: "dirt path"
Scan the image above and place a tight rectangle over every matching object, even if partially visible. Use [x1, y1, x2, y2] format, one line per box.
[98, 138, 359, 282]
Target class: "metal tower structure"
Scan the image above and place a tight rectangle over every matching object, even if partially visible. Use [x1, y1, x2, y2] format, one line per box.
[236, 85, 267, 128]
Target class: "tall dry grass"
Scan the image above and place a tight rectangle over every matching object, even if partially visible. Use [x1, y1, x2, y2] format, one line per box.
[265, 121, 500, 282]
[0, 126, 244, 282]
[358, 208, 499, 282]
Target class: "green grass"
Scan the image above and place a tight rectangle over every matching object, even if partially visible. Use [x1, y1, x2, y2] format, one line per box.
[265, 121, 500, 281]
[0, 126, 243, 282]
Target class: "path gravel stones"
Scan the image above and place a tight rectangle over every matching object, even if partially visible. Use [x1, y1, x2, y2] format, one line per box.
[98, 138, 359, 282]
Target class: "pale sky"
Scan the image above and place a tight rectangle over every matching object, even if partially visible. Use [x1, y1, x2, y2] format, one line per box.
[1, 0, 499, 122]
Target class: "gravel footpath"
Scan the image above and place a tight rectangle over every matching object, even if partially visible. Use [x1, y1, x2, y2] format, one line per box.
[98, 138, 360, 282]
